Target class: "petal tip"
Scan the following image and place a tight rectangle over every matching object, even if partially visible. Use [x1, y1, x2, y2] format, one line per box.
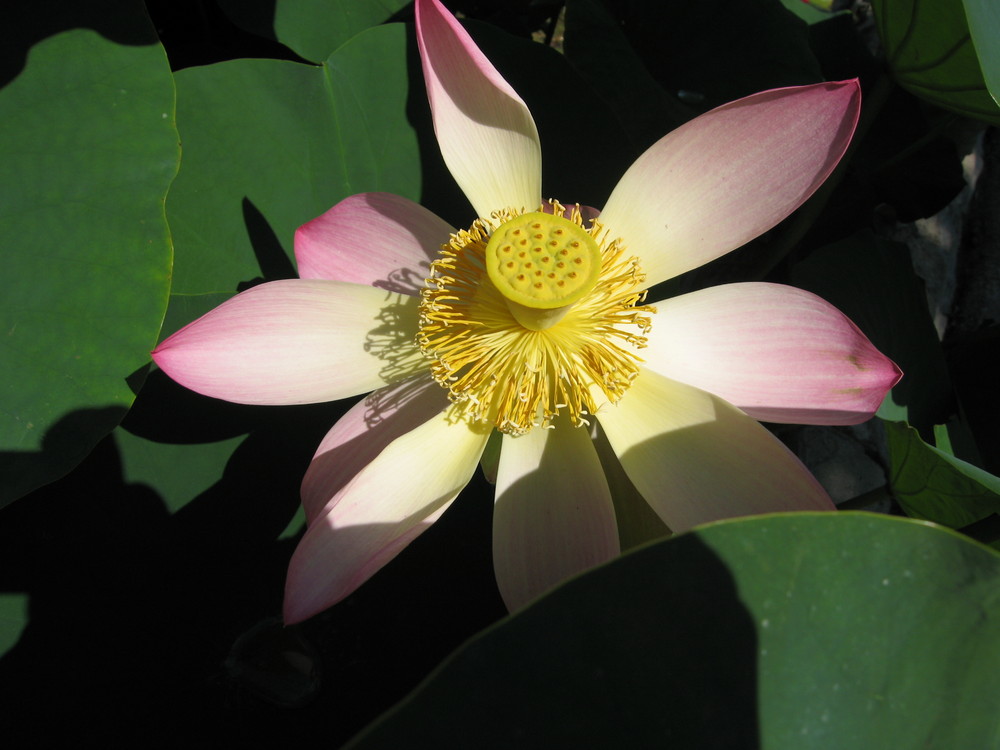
[282, 587, 324, 626]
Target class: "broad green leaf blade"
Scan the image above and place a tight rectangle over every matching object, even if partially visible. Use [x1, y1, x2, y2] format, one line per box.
[347, 513, 1000, 749]
[0, 3, 178, 507]
[113, 428, 246, 514]
[0, 593, 29, 659]
[218, 0, 409, 63]
[872, 0, 1000, 124]
[166, 23, 419, 298]
[778, 0, 848, 24]
[111, 367, 346, 534]
[963, 0, 1000, 106]
[886, 420, 1000, 533]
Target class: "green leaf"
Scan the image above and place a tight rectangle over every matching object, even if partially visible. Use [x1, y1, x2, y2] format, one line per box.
[165, 23, 420, 301]
[218, 0, 410, 63]
[114, 428, 246, 514]
[962, 0, 1000, 106]
[778, 0, 848, 24]
[347, 513, 1000, 748]
[872, 0, 1000, 124]
[934, 422, 955, 453]
[112, 368, 347, 536]
[0, 593, 29, 659]
[0, 1, 178, 507]
[885, 420, 1000, 532]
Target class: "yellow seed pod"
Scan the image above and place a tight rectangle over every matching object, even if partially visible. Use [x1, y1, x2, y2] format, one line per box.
[484, 212, 602, 311]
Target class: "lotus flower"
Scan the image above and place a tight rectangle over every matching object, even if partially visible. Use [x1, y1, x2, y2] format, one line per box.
[152, 0, 901, 622]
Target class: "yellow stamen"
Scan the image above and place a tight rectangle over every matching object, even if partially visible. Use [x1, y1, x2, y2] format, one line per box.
[418, 202, 654, 436]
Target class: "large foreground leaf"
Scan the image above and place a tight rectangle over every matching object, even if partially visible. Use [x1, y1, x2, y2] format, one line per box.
[348, 513, 1000, 749]
[0, 1, 178, 507]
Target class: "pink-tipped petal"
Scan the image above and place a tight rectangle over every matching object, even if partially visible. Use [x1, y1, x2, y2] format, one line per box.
[599, 81, 861, 287]
[643, 283, 902, 425]
[284, 404, 491, 624]
[295, 192, 454, 294]
[416, 0, 541, 217]
[598, 370, 834, 533]
[152, 280, 423, 405]
[300, 375, 447, 523]
[493, 423, 620, 611]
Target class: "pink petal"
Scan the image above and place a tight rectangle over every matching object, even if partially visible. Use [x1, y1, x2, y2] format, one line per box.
[152, 279, 423, 405]
[416, 0, 542, 217]
[283, 398, 491, 624]
[599, 81, 861, 287]
[493, 423, 620, 610]
[597, 370, 834, 533]
[643, 283, 902, 425]
[295, 192, 454, 294]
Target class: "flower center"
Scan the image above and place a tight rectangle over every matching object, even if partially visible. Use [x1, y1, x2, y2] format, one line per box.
[418, 202, 654, 436]
[484, 212, 602, 331]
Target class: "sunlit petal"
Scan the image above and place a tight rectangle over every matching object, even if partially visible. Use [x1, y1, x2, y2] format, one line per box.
[295, 192, 454, 295]
[597, 370, 834, 533]
[643, 283, 902, 424]
[493, 423, 619, 610]
[600, 81, 861, 286]
[284, 409, 490, 624]
[300, 375, 446, 523]
[152, 280, 422, 404]
[416, 0, 542, 217]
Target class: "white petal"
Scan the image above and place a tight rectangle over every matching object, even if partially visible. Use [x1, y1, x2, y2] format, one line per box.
[493, 423, 620, 610]
[285, 406, 491, 623]
[300, 375, 447, 523]
[416, 0, 542, 216]
[597, 370, 834, 533]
